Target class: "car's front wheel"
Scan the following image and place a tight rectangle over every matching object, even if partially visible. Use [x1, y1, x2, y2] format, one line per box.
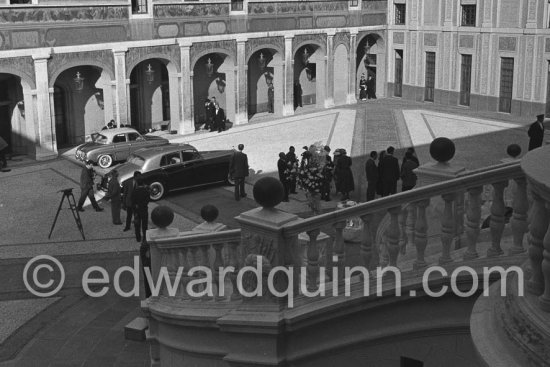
[149, 181, 166, 201]
[97, 154, 113, 169]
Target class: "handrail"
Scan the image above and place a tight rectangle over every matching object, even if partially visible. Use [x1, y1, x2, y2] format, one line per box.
[152, 229, 241, 249]
[282, 161, 523, 237]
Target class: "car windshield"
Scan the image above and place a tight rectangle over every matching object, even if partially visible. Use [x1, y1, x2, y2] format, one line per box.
[126, 154, 145, 167]
[91, 133, 108, 144]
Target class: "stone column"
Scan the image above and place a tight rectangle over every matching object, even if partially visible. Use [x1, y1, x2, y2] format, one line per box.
[235, 39, 248, 125]
[283, 35, 294, 116]
[32, 53, 57, 160]
[325, 31, 335, 108]
[273, 60, 284, 117]
[168, 71, 181, 132]
[113, 47, 129, 126]
[347, 30, 357, 104]
[179, 41, 194, 134]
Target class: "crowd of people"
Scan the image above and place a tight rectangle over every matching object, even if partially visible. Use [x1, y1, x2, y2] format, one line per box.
[276, 145, 420, 203]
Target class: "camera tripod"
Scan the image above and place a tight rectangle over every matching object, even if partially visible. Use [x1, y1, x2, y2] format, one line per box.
[48, 188, 85, 240]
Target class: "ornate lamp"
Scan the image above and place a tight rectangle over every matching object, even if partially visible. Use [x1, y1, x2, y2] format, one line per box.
[74, 71, 84, 91]
[258, 52, 266, 71]
[216, 77, 226, 93]
[206, 58, 214, 77]
[305, 67, 313, 81]
[145, 64, 154, 84]
[17, 101, 25, 118]
[95, 91, 104, 110]
[264, 71, 273, 85]
[302, 48, 310, 66]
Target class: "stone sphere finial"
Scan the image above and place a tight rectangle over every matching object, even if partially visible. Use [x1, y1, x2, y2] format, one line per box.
[151, 206, 174, 229]
[201, 204, 219, 223]
[253, 177, 284, 208]
[430, 137, 455, 163]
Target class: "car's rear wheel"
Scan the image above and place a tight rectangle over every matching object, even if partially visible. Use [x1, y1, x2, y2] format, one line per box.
[149, 181, 166, 201]
[226, 173, 235, 186]
[98, 154, 113, 169]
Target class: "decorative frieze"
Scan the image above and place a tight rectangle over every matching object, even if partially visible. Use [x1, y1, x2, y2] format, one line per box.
[154, 4, 229, 17]
[248, 1, 347, 15]
[245, 36, 285, 61]
[48, 50, 115, 82]
[190, 39, 237, 68]
[499, 37, 517, 52]
[0, 6, 128, 23]
[126, 45, 181, 77]
[316, 16, 347, 28]
[0, 56, 35, 87]
[293, 33, 327, 54]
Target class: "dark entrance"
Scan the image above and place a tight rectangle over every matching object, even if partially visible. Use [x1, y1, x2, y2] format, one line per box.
[460, 54, 472, 106]
[498, 57, 514, 113]
[424, 52, 436, 102]
[394, 50, 403, 97]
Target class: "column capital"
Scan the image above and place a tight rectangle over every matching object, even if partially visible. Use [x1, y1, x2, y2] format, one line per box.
[112, 47, 128, 55]
[349, 29, 359, 36]
[326, 30, 336, 37]
[32, 51, 51, 61]
[284, 34, 294, 41]
[178, 39, 193, 48]
[236, 37, 248, 44]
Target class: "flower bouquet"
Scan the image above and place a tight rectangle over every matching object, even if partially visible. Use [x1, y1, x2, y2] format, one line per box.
[298, 143, 327, 215]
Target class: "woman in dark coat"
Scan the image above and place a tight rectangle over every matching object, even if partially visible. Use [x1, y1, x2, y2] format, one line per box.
[335, 149, 354, 201]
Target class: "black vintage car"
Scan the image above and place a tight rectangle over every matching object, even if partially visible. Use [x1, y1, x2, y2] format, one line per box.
[100, 144, 235, 201]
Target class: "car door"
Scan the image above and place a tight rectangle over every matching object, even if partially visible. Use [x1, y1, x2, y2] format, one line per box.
[112, 133, 130, 160]
[190, 149, 224, 185]
[127, 132, 147, 155]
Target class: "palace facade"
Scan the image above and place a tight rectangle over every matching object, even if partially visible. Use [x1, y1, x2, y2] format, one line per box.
[0, 0, 549, 160]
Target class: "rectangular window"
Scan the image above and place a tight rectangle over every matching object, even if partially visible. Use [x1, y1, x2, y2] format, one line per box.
[461, 5, 476, 26]
[231, 0, 244, 12]
[394, 50, 403, 97]
[349, 0, 359, 7]
[10, 0, 32, 3]
[132, 0, 148, 14]
[425, 52, 436, 102]
[499, 57, 514, 113]
[460, 54, 472, 106]
[395, 4, 406, 25]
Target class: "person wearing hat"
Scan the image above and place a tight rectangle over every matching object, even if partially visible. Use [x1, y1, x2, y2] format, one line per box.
[76, 161, 103, 212]
[285, 146, 298, 194]
[104, 170, 123, 225]
[528, 114, 545, 151]
[379, 146, 400, 196]
[321, 145, 334, 201]
[277, 152, 290, 202]
[334, 149, 354, 201]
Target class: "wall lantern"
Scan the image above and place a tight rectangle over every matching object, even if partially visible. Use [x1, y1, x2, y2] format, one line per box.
[95, 91, 105, 110]
[206, 58, 214, 77]
[305, 67, 313, 81]
[74, 71, 84, 91]
[216, 77, 226, 93]
[145, 64, 155, 84]
[17, 101, 25, 118]
[258, 52, 266, 71]
[264, 71, 273, 85]
[302, 48, 310, 66]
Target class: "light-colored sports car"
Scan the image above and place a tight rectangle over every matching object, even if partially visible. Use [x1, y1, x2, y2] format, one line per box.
[75, 127, 169, 168]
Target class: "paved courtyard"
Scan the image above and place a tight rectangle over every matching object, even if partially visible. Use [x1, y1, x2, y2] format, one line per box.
[0, 98, 545, 366]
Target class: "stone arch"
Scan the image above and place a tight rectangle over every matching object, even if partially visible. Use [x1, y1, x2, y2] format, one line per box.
[0, 67, 35, 90]
[49, 60, 114, 88]
[356, 32, 386, 99]
[246, 44, 284, 64]
[293, 40, 327, 57]
[126, 54, 179, 79]
[191, 49, 235, 71]
[247, 48, 284, 118]
[357, 32, 385, 49]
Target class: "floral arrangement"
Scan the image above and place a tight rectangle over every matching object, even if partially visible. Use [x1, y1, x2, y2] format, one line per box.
[297, 142, 327, 195]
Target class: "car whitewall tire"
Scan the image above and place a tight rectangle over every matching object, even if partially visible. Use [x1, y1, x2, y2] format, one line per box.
[98, 154, 113, 169]
[149, 181, 165, 201]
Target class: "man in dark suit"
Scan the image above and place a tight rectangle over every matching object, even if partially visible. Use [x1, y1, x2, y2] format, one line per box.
[212, 102, 226, 133]
[379, 146, 400, 196]
[528, 114, 545, 151]
[285, 146, 298, 194]
[103, 169, 123, 225]
[76, 161, 103, 212]
[122, 171, 141, 231]
[277, 152, 289, 202]
[229, 144, 249, 201]
[132, 176, 150, 243]
[365, 150, 378, 201]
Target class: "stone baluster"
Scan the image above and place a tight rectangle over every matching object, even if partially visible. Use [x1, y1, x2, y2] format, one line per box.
[440, 193, 455, 264]
[200, 246, 212, 298]
[509, 176, 529, 255]
[404, 203, 417, 255]
[360, 214, 375, 272]
[413, 199, 430, 270]
[540, 201, 550, 311]
[399, 206, 408, 255]
[179, 247, 191, 299]
[228, 240, 242, 301]
[306, 228, 321, 291]
[528, 192, 549, 295]
[387, 207, 401, 267]
[333, 221, 346, 282]
[454, 191, 465, 249]
[165, 249, 180, 298]
[487, 181, 508, 257]
[188, 246, 200, 298]
[464, 187, 483, 260]
[212, 243, 225, 300]
[158, 249, 169, 297]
